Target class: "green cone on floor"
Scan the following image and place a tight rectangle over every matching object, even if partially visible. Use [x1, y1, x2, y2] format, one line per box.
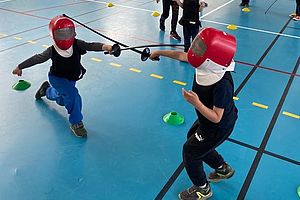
[163, 111, 184, 125]
[12, 80, 31, 91]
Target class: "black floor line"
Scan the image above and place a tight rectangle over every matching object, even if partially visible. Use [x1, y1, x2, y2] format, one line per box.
[264, 150, 300, 166]
[154, 162, 185, 200]
[237, 56, 300, 200]
[227, 138, 259, 152]
[286, 26, 300, 30]
[234, 18, 292, 96]
[227, 138, 300, 166]
[155, 17, 294, 200]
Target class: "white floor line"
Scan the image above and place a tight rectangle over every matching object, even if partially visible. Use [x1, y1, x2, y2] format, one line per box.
[0, 0, 14, 3]
[82, 0, 300, 40]
[202, 19, 300, 39]
[200, 0, 235, 18]
[82, 0, 154, 12]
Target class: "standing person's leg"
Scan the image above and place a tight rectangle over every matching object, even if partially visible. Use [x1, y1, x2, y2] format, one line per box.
[170, 1, 181, 40]
[191, 25, 200, 41]
[160, 0, 171, 31]
[47, 75, 87, 137]
[290, 0, 298, 18]
[293, 2, 300, 20]
[183, 24, 199, 52]
[183, 25, 192, 52]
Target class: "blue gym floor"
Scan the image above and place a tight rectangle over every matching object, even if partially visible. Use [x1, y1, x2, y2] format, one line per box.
[1, 0, 300, 199]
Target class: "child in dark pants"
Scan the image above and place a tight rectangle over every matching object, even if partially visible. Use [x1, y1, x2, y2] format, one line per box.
[175, 0, 207, 52]
[157, 0, 182, 40]
[12, 15, 113, 138]
[150, 27, 238, 200]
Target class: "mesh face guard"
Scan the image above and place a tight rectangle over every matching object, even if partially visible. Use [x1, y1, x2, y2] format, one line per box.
[53, 27, 75, 40]
[189, 37, 207, 57]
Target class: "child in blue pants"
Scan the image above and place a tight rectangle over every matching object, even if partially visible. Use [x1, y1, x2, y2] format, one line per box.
[47, 75, 83, 126]
[12, 15, 113, 137]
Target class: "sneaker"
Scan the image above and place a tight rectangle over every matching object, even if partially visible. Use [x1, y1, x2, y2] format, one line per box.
[293, 16, 300, 21]
[35, 81, 50, 99]
[70, 122, 87, 138]
[170, 31, 181, 40]
[289, 13, 296, 18]
[179, 184, 212, 200]
[208, 163, 235, 183]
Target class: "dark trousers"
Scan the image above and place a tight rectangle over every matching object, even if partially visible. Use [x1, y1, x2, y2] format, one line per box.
[296, 0, 300, 15]
[242, 0, 249, 3]
[183, 24, 200, 52]
[160, 0, 179, 32]
[182, 120, 234, 186]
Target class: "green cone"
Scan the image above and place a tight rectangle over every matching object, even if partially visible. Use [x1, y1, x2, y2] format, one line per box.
[163, 111, 184, 125]
[12, 80, 31, 91]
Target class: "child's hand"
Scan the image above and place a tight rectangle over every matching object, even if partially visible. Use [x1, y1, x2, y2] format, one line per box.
[182, 88, 200, 107]
[12, 67, 22, 76]
[149, 51, 160, 61]
[103, 44, 113, 55]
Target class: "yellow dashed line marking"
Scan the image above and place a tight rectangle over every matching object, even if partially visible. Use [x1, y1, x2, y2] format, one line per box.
[27, 40, 37, 44]
[252, 102, 268, 109]
[109, 63, 121, 67]
[42, 45, 50, 48]
[129, 68, 141, 73]
[150, 74, 163, 79]
[173, 80, 187, 86]
[0, 33, 7, 37]
[91, 57, 102, 62]
[14, 37, 22, 40]
[233, 96, 239, 100]
[282, 111, 300, 119]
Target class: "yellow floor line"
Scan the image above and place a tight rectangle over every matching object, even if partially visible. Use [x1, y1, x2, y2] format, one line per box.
[27, 40, 36, 44]
[129, 68, 141, 73]
[91, 57, 102, 62]
[173, 80, 187, 86]
[282, 111, 300, 119]
[14, 37, 22, 40]
[0, 33, 7, 37]
[252, 102, 268, 109]
[150, 74, 163, 79]
[233, 96, 239, 100]
[42, 45, 50, 48]
[109, 63, 121, 67]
